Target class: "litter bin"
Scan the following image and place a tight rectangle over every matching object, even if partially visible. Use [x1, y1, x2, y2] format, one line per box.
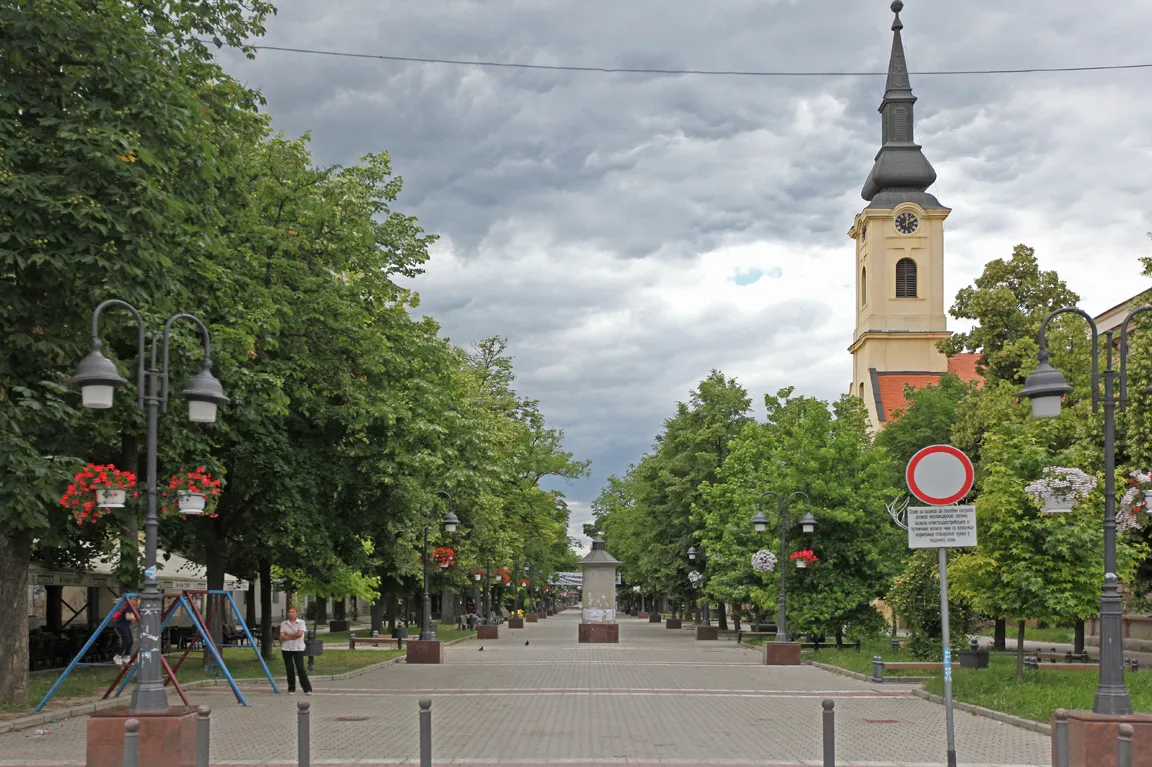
[391, 625, 407, 649]
[958, 639, 988, 669]
[304, 633, 324, 671]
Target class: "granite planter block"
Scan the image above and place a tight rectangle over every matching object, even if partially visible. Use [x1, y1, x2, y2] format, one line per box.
[526, 614, 538, 623]
[762, 642, 802, 665]
[537, 612, 548, 619]
[637, 612, 649, 619]
[405, 639, 445, 664]
[666, 618, 682, 629]
[648, 613, 661, 623]
[507, 617, 524, 629]
[695, 626, 718, 640]
[476, 625, 499, 640]
[1058, 709, 1152, 766]
[578, 623, 619, 643]
[87, 706, 198, 767]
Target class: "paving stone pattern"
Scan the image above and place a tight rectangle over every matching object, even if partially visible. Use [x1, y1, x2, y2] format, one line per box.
[0, 612, 1050, 766]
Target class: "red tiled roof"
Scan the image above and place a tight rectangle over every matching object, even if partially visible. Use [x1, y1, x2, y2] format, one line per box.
[876, 354, 984, 422]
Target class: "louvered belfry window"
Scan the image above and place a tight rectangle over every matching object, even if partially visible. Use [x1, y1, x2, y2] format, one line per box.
[895, 258, 917, 298]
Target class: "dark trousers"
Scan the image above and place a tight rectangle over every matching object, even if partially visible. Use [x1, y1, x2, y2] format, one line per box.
[115, 624, 133, 656]
[282, 650, 311, 693]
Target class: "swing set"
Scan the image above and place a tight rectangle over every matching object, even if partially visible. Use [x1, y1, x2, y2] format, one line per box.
[36, 589, 278, 712]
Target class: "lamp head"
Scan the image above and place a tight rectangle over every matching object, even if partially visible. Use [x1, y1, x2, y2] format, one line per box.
[70, 347, 128, 409]
[799, 512, 817, 534]
[751, 509, 769, 533]
[177, 361, 229, 423]
[686, 545, 697, 561]
[442, 511, 459, 532]
[1018, 353, 1072, 419]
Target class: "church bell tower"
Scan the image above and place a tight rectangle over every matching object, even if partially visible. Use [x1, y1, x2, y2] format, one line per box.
[849, 1, 952, 429]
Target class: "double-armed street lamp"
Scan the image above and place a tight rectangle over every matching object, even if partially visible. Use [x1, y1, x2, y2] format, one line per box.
[420, 491, 459, 641]
[70, 300, 229, 712]
[1019, 304, 1152, 716]
[523, 559, 533, 612]
[751, 491, 816, 643]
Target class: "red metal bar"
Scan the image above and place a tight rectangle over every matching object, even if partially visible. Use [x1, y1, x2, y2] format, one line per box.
[101, 596, 179, 700]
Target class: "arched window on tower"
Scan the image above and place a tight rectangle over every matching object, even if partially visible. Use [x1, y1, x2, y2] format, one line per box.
[859, 382, 865, 399]
[895, 258, 918, 298]
[860, 267, 868, 306]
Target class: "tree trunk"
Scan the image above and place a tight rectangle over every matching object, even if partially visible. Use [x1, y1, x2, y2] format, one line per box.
[333, 598, 346, 622]
[244, 584, 256, 629]
[717, 602, 728, 630]
[0, 530, 32, 705]
[45, 585, 63, 632]
[994, 618, 1007, 650]
[259, 557, 273, 660]
[87, 586, 101, 630]
[387, 592, 398, 631]
[370, 599, 384, 634]
[315, 597, 328, 625]
[1074, 619, 1085, 654]
[203, 518, 226, 669]
[835, 624, 845, 648]
[1015, 620, 1026, 681]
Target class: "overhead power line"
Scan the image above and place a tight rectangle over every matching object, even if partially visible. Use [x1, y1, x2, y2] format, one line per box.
[217, 41, 1152, 78]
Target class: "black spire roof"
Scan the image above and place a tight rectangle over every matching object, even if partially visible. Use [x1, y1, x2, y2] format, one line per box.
[860, 1, 944, 209]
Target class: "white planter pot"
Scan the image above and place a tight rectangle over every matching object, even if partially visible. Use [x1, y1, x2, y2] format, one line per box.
[1144, 489, 1152, 511]
[177, 491, 207, 515]
[96, 488, 126, 508]
[1043, 493, 1073, 513]
[795, 560, 806, 569]
[439, 562, 450, 569]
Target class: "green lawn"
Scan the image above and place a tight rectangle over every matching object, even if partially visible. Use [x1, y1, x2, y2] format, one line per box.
[322, 624, 474, 645]
[3, 647, 395, 716]
[974, 626, 1075, 645]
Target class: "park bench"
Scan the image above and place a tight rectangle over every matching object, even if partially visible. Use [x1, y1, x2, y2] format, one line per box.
[1034, 649, 1092, 663]
[348, 634, 401, 650]
[870, 658, 943, 682]
[1024, 655, 1138, 672]
[802, 640, 861, 652]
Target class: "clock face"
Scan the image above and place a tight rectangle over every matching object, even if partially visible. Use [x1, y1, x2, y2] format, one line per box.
[895, 212, 919, 234]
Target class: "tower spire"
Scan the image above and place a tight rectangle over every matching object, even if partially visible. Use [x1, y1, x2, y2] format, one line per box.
[860, 1, 942, 209]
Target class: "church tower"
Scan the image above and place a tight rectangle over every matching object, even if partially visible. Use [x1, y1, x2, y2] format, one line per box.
[849, 1, 962, 429]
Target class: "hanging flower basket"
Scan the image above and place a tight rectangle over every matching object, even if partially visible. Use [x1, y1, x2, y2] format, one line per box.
[432, 547, 455, 568]
[473, 570, 483, 582]
[687, 570, 704, 587]
[790, 550, 818, 569]
[1121, 471, 1152, 515]
[494, 567, 511, 584]
[751, 549, 777, 573]
[161, 467, 222, 518]
[1024, 467, 1095, 514]
[59, 463, 138, 525]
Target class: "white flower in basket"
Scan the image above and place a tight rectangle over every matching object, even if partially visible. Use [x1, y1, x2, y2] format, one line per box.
[1024, 467, 1096, 514]
[687, 570, 704, 587]
[751, 549, 777, 573]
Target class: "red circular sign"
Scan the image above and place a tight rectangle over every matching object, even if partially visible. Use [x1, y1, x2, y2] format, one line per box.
[906, 444, 974, 506]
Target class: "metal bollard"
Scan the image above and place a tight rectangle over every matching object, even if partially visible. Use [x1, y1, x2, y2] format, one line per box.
[1117, 724, 1134, 767]
[1052, 709, 1069, 767]
[419, 698, 432, 767]
[872, 656, 884, 683]
[298, 700, 311, 767]
[196, 706, 211, 767]
[736, 629, 743, 644]
[349, 632, 356, 650]
[123, 719, 140, 767]
[822, 699, 835, 767]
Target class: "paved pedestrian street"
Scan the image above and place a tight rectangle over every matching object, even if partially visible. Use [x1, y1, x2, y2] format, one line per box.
[0, 612, 1050, 766]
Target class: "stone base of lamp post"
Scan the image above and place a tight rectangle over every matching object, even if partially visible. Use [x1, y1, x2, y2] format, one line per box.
[87, 706, 198, 767]
[537, 611, 547, 619]
[695, 626, 718, 640]
[477, 625, 499, 640]
[578, 623, 619, 643]
[763, 642, 802, 665]
[507, 617, 524, 628]
[648, 613, 661, 624]
[666, 618, 682, 629]
[405, 639, 445, 664]
[525, 614, 538, 623]
[1056, 710, 1152, 766]
[637, 612, 649, 619]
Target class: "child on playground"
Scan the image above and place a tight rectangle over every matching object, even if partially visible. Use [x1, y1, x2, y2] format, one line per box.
[112, 597, 139, 666]
[279, 605, 312, 695]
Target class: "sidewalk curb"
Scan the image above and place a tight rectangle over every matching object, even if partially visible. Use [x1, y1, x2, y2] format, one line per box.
[1, 634, 476, 733]
[801, 659, 1051, 737]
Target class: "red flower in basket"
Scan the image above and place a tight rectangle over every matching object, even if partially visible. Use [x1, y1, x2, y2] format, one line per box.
[59, 463, 138, 525]
[432, 547, 456, 568]
[494, 567, 511, 584]
[789, 549, 819, 568]
[161, 467, 222, 519]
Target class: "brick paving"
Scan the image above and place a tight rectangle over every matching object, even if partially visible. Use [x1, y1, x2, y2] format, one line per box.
[0, 611, 1050, 766]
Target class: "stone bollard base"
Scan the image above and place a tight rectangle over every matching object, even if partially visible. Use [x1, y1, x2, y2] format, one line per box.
[578, 623, 619, 643]
[763, 642, 802, 665]
[1056, 710, 1152, 766]
[477, 625, 499, 640]
[695, 626, 718, 640]
[648, 613, 661, 623]
[507, 618, 525, 629]
[87, 706, 198, 767]
[637, 612, 649, 619]
[406, 639, 445, 664]
[666, 619, 683, 629]
[526, 614, 538, 623]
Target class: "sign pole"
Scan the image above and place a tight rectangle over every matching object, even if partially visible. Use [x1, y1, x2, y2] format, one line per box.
[937, 546, 957, 767]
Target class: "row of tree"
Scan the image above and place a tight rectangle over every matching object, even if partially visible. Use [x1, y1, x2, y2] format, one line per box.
[0, 0, 585, 704]
[591, 245, 1152, 668]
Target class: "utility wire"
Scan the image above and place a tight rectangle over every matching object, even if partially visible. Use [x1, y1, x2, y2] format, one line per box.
[217, 41, 1152, 78]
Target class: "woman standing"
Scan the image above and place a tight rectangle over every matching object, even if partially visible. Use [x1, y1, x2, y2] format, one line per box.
[279, 605, 312, 695]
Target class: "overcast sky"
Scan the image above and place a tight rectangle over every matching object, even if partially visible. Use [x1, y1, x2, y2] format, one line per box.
[218, 0, 1152, 553]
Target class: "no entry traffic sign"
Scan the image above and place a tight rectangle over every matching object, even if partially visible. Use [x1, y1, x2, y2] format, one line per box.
[906, 445, 974, 506]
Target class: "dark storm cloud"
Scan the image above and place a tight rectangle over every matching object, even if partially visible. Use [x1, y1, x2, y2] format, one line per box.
[218, 0, 1152, 546]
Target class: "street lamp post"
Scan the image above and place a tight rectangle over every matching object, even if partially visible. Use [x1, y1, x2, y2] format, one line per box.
[1019, 305, 1152, 716]
[420, 491, 458, 642]
[523, 560, 532, 612]
[70, 300, 229, 712]
[751, 491, 816, 643]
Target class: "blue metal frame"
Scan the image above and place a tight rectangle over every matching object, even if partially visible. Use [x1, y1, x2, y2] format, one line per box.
[35, 594, 127, 711]
[221, 590, 278, 693]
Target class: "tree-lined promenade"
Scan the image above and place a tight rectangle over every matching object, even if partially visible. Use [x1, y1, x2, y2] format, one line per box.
[1, 0, 586, 706]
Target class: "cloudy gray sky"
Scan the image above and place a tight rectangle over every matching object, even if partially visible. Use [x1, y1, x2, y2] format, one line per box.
[218, 0, 1152, 551]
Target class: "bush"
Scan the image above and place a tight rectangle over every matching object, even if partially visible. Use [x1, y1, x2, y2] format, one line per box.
[888, 549, 974, 659]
